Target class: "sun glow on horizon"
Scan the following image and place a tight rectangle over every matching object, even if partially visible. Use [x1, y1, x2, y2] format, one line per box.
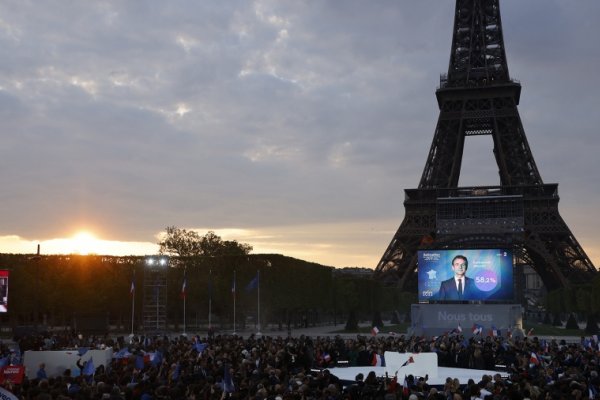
[71, 231, 98, 255]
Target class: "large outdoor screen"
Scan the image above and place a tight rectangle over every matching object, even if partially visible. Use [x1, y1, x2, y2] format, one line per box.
[0, 270, 8, 313]
[418, 249, 514, 302]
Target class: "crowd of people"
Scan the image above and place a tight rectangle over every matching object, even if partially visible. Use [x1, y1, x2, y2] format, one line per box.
[1, 329, 599, 400]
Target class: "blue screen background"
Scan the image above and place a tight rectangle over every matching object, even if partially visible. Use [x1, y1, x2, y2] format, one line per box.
[417, 249, 514, 302]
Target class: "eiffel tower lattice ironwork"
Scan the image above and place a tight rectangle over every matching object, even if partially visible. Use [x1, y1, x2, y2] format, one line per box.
[374, 0, 597, 292]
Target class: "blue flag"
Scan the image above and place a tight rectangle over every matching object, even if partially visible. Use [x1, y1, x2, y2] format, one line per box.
[245, 273, 259, 291]
[172, 362, 181, 381]
[150, 351, 163, 367]
[114, 348, 132, 359]
[83, 358, 95, 376]
[135, 355, 145, 370]
[78, 347, 89, 356]
[223, 364, 235, 393]
[194, 342, 208, 353]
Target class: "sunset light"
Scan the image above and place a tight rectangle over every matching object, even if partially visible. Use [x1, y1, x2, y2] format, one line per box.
[71, 231, 99, 255]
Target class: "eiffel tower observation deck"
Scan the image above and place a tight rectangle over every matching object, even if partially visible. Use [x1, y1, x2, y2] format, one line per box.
[374, 0, 597, 293]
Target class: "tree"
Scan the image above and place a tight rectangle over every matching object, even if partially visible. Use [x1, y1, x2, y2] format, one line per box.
[158, 227, 252, 257]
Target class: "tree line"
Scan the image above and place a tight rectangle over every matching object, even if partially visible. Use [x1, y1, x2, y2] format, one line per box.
[0, 253, 413, 333]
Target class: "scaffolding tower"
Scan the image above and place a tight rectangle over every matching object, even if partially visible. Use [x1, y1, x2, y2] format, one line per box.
[142, 256, 169, 333]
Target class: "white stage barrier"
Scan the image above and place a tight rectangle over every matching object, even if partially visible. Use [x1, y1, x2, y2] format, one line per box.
[23, 349, 113, 379]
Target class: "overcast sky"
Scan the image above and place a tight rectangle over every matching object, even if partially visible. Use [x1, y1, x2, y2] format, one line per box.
[1, 1, 599, 268]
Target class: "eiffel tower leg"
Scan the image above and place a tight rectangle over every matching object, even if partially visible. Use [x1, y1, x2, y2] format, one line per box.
[522, 195, 596, 290]
[376, 194, 436, 289]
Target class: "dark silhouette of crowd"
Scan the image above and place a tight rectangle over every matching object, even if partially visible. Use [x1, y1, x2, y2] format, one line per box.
[1, 330, 599, 400]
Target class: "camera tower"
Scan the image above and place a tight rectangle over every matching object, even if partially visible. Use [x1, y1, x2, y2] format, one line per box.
[374, 0, 597, 292]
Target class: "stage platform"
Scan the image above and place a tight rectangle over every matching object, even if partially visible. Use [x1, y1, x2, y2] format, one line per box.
[328, 351, 505, 388]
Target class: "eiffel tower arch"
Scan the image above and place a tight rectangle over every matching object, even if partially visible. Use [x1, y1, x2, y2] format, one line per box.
[374, 0, 597, 294]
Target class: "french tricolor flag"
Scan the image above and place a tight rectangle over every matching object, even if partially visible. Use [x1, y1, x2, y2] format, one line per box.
[400, 356, 414, 368]
[471, 324, 483, 335]
[371, 326, 379, 336]
[371, 353, 385, 366]
[530, 352, 540, 366]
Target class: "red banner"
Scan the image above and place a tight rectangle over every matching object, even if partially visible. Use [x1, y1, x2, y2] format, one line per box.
[0, 366, 25, 384]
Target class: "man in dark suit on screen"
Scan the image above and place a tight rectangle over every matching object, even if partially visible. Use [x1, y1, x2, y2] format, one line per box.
[437, 255, 477, 300]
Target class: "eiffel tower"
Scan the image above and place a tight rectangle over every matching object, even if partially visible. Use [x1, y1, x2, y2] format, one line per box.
[374, 0, 597, 293]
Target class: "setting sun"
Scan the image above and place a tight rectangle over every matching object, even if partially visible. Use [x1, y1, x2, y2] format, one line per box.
[71, 231, 99, 255]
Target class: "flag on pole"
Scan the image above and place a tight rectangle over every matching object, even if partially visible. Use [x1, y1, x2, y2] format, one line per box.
[246, 273, 259, 291]
[231, 275, 236, 295]
[400, 356, 414, 368]
[491, 326, 499, 337]
[130, 279, 135, 295]
[371, 326, 379, 336]
[450, 323, 462, 335]
[180, 272, 187, 299]
[471, 324, 483, 335]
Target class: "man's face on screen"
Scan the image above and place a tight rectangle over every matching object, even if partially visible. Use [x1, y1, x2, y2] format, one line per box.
[452, 258, 467, 278]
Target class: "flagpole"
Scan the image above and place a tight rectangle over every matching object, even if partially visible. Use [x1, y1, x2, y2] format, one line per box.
[257, 270, 261, 335]
[208, 269, 212, 332]
[131, 292, 135, 336]
[233, 270, 237, 335]
[130, 269, 135, 337]
[183, 267, 187, 336]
